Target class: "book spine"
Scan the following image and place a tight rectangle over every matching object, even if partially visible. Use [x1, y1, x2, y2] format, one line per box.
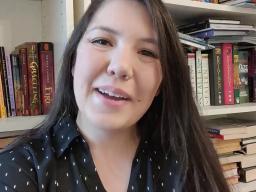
[248, 48, 256, 102]
[222, 43, 234, 105]
[0, 47, 11, 116]
[10, 54, 22, 116]
[38, 42, 55, 114]
[196, 50, 203, 106]
[5, 53, 16, 116]
[238, 50, 249, 103]
[0, 73, 7, 118]
[19, 48, 30, 116]
[233, 45, 240, 104]
[26, 43, 41, 115]
[209, 45, 224, 105]
[202, 53, 210, 106]
[187, 53, 197, 99]
[193, 30, 214, 39]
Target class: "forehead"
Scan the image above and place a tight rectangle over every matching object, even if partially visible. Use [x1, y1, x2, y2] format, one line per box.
[87, 0, 157, 39]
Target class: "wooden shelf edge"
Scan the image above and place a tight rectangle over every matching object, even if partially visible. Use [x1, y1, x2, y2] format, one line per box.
[163, 0, 256, 15]
[200, 103, 256, 116]
[0, 115, 46, 132]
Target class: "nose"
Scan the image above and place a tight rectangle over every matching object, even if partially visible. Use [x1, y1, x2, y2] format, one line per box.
[107, 47, 134, 81]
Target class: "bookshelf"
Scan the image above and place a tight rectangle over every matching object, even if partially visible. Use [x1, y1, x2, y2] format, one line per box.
[0, 0, 74, 132]
[0, 0, 256, 132]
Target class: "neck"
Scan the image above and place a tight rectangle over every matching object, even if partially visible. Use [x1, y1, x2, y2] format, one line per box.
[76, 112, 139, 155]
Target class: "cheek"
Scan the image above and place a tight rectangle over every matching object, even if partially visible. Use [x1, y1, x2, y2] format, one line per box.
[136, 62, 162, 99]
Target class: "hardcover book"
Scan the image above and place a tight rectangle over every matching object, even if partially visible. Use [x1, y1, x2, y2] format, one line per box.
[222, 43, 234, 105]
[38, 42, 55, 114]
[238, 50, 249, 103]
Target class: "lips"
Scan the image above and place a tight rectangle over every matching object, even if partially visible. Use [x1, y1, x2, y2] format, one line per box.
[95, 86, 131, 101]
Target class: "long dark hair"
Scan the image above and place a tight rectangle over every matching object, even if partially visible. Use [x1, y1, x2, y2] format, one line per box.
[7, 0, 230, 191]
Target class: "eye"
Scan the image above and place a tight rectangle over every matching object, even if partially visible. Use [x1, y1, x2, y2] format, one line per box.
[139, 49, 158, 59]
[91, 38, 112, 47]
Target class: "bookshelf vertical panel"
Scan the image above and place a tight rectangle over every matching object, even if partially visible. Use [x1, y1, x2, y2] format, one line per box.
[41, 0, 74, 81]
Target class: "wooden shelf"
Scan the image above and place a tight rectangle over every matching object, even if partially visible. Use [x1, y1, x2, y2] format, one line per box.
[163, 0, 256, 25]
[199, 103, 256, 116]
[0, 115, 45, 132]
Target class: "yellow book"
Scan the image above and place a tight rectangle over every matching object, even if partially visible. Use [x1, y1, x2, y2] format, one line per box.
[0, 73, 7, 118]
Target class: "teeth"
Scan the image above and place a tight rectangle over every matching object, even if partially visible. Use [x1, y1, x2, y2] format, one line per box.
[98, 88, 128, 99]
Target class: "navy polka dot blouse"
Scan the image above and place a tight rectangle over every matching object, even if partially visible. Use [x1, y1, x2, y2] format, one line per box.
[0, 115, 184, 191]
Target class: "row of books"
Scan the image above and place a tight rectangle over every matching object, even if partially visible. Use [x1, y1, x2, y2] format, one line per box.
[206, 117, 256, 191]
[187, 44, 256, 106]
[193, 0, 256, 7]
[0, 42, 55, 118]
[178, 18, 256, 42]
[219, 0, 256, 8]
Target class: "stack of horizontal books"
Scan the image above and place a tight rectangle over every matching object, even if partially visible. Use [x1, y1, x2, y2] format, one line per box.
[178, 19, 256, 45]
[206, 117, 256, 191]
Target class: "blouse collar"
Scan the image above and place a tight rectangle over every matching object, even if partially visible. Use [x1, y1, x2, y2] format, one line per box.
[51, 115, 80, 157]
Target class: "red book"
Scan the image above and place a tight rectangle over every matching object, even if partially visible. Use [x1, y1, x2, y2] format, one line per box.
[25, 42, 41, 115]
[18, 47, 30, 116]
[38, 42, 55, 114]
[222, 43, 234, 105]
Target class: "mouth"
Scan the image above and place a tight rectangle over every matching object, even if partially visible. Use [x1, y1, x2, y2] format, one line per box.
[95, 87, 130, 101]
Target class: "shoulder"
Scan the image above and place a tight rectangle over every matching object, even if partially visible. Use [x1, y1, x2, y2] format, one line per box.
[0, 131, 53, 191]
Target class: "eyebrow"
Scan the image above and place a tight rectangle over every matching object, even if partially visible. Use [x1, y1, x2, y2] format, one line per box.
[87, 26, 158, 46]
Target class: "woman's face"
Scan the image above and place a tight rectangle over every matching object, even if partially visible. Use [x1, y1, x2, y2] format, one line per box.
[73, 0, 162, 131]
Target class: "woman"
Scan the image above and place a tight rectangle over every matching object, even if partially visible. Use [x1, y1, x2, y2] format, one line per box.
[0, 0, 230, 191]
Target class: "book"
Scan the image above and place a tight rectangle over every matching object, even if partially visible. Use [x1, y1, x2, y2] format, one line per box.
[0, 47, 11, 117]
[192, 30, 247, 39]
[222, 162, 238, 171]
[224, 168, 238, 178]
[0, 73, 7, 118]
[240, 153, 256, 168]
[214, 142, 241, 155]
[202, 54, 210, 106]
[239, 166, 256, 182]
[196, 50, 203, 106]
[233, 45, 240, 104]
[10, 53, 22, 116]
[242, 136, 256, 145]
[222, 43, 234, 105]
[5, 52, 16, 116]
[208, 36, 256, 45]
[232, 180, 256, 192]
[18, 47, 30, 116]
[25, 42, 41, 115]
[187, 53, 197, 98]
[209, 45, 224, 105]
[219, 153, 243, 165]
[248, 47, 256, 102]
[242, 143, 256, 154]
[238, 50, 249, 103]
[38, 42, 55, 114]
[207, 118, 247, 135]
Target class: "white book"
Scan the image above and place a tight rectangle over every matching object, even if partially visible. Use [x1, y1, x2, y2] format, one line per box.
[201, 54, 210, 106]
[208, 19, 240, 25]
[187, 53, 197, 99]
[219, 153, 243, 165]
[196, 50, 203, 106]
[232, 180, 256, 192]
[241, 153, 256, 168]
[222, 0, 254, 5]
